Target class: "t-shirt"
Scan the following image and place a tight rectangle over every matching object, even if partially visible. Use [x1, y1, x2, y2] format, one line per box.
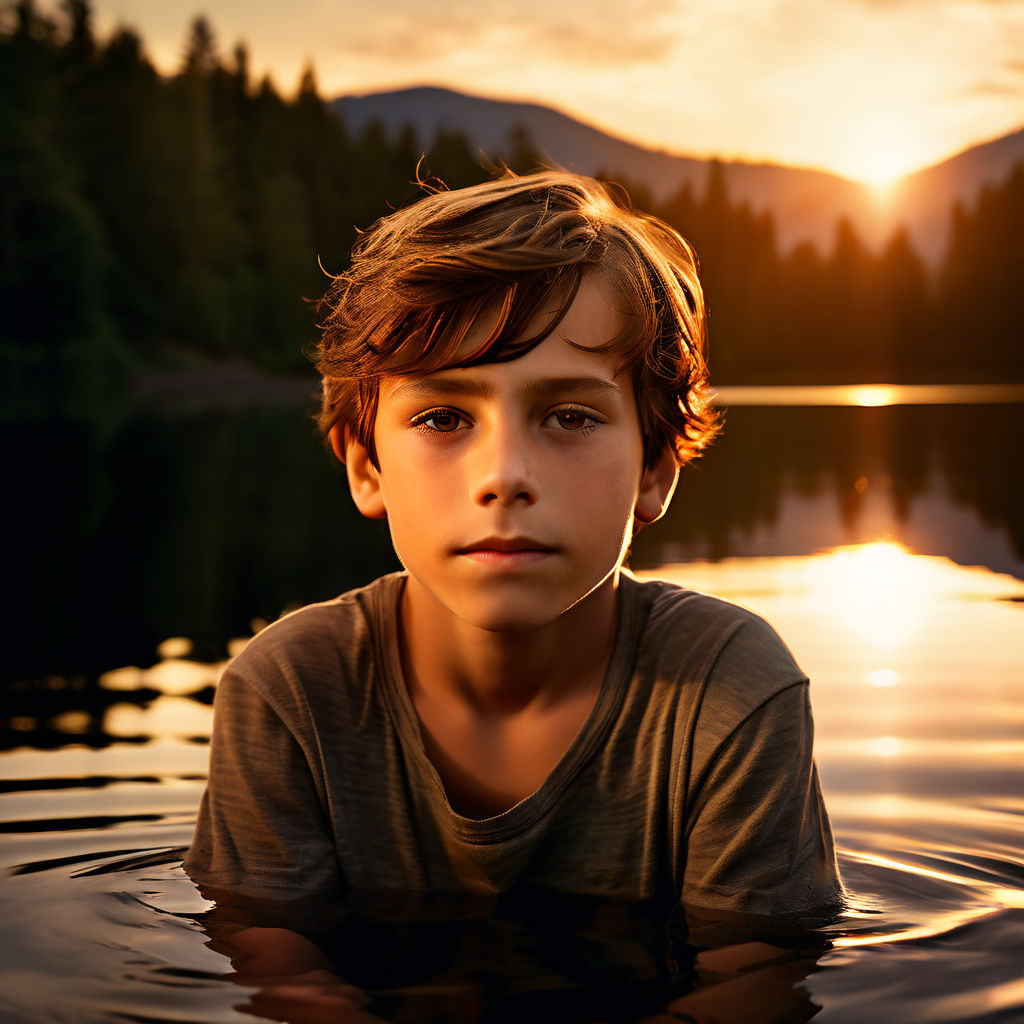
[184, 572, 842, 926]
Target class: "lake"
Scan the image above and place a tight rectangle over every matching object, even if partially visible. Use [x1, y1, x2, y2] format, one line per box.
[1, 385, 1022, 1022]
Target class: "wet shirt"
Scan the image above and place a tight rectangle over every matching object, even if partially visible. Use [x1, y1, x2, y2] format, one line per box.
[184, 573, 842, 920]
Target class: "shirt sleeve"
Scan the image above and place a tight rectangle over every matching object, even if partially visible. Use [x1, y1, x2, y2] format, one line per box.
[680, 629, 844, 920]
[183, 663, 344, 918]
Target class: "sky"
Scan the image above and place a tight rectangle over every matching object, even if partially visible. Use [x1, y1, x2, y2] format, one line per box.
[70, 0, 1024, 186]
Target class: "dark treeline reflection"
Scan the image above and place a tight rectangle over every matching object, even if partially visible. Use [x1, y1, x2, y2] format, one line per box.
[3, 0, 1024, 430]
[1, 401, 400, 684]
[631, 402, 1024, 571]
[2, 400, 1020, 685]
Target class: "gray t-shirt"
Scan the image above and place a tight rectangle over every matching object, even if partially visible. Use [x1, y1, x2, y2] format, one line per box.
[184, 572, 842, 922]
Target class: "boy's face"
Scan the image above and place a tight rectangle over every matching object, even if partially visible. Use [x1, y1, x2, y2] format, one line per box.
[349, 275, 673, 633]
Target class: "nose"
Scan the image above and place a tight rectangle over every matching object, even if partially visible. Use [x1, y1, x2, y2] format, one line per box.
[470, 416, 538, 507]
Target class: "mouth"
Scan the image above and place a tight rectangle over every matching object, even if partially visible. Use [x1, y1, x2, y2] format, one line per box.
[455, 537, 558, 566]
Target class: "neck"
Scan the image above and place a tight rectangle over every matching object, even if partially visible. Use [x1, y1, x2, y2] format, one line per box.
[398, 574, 622, 716]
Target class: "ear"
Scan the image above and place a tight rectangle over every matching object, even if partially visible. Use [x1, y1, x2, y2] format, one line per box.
[328, 422, 347, 464]
[634, 446, 679, 529]
[331, 424, 388, 520]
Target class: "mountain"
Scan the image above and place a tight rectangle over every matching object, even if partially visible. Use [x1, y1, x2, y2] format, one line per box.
[887, 127, 1024, 263]
[332, 86, 1024, 267]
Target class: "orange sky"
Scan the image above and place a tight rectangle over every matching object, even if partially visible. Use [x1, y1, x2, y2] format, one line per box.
[73, 0, 1024, 186]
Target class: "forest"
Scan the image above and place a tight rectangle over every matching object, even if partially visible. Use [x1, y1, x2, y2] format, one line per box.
[3, 0, 1023, 426]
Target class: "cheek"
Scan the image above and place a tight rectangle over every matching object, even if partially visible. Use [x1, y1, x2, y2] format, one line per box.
[560, 456, 640, 529]
[577, 441, 643, 493]
[377, 457, 457, 538]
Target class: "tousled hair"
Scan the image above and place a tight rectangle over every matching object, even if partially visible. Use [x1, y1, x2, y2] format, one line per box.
[316, 170, 720, 469]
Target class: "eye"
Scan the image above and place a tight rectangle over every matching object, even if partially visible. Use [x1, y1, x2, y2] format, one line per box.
[411, 408, 467, 433]
[548, 406, 600, 432]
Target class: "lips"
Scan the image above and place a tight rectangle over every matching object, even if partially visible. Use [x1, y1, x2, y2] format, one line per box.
[456, 536, 557, 555]
[455, 537, 558, 567]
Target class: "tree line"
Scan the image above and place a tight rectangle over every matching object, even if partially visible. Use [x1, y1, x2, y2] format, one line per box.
[624, 162, 1024, 385]
[2, 1, 1022, 425]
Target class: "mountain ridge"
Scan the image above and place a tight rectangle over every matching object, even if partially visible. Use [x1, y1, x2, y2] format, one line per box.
[332, 85, 1024, 266]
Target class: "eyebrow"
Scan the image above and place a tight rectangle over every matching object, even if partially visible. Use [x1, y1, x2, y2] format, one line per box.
[389, 375, 624, 402]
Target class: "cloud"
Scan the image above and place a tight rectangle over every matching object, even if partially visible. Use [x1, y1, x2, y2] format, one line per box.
[333, 0, 681, 68]
[76, 0, 1024, 181]
[342, 16, 483, 63]
[843, 0, 1024, 6]
[965, 78, 1024, 96]
[960, 57, 1024, 97]
[526, 18, 676, 64]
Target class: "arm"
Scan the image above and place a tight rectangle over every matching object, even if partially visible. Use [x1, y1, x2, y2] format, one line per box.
[649, 625, 842, 1022]
[203, 920, 391, 1024]
[680, 618, 844, 918]
[635, 941, 824, 1024]
[184, 664, 343, 906]
[185, 664, 372, 1015]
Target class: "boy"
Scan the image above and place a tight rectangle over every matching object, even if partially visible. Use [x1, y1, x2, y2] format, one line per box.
[185, 171, 842, 1002]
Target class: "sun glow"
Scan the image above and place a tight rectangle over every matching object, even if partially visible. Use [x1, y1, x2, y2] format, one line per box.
[849, 148, 914, 190]
[830, 111, 923, 190]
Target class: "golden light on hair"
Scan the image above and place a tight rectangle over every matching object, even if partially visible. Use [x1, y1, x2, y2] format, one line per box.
[317, 170, 719, 472]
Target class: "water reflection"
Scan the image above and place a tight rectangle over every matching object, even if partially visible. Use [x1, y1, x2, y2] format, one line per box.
[633, 402, 1024, 582]
[714, 383, 1024, 406]
[2, 387, 1022, 1019]
[805, 541, 938, 649]
[1, 547, 1022, 1022]
[3, 398, 1022, 684]
[865, 669, 899, 688]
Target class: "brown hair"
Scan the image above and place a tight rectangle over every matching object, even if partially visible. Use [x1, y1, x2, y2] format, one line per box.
[316, 170, 720, 469]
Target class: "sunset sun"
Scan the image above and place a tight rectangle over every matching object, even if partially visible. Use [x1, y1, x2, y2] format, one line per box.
[839, 133, 919, 189]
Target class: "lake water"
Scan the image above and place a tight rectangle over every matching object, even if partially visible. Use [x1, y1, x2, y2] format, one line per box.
[2, 388, 1022, 1022]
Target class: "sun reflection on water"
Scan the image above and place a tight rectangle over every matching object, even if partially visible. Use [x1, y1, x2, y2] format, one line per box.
[807, 541, 937, 650]
[846, 385, 900, 407]
[830, 847, 1016, 950]
[866, 669, 900, 687]
[873, 736, 902, 758]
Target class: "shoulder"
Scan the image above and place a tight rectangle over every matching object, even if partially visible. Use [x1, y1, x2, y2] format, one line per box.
[220, 572, 404, 709]
[625, 572, 807, 715]
[627, 573, 763, 635]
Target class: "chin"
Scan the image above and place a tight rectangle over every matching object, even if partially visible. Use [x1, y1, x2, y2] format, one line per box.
[454, 579, 612, 635]
[455, 601, 567, 634]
